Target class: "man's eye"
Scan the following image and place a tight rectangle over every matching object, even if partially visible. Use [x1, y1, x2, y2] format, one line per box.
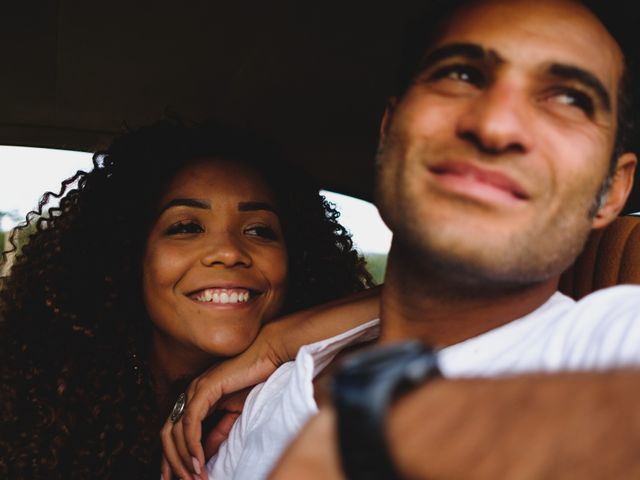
[430, 64, 485, 87]
[165, 221, 204, 235]
[245, 225, 279, 241]
[550, 89, 594, 116]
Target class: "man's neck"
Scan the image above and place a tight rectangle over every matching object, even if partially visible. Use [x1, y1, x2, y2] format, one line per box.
[378, 247, 560, 347]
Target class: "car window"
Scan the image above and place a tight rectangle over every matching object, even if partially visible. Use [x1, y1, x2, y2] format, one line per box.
[0, 146, 390, 283]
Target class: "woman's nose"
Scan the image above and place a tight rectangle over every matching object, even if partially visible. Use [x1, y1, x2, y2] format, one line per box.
[200, 232, 252, 268]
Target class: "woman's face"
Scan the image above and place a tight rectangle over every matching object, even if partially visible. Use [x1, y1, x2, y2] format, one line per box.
[143, 158, 288, 373]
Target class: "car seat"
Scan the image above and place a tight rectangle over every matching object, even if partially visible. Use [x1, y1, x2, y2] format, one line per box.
[559, 215, 640, 300]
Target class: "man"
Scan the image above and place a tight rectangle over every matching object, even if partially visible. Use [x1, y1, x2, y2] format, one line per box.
[269, 0, 640, 477]
[163, 0, 640, 478]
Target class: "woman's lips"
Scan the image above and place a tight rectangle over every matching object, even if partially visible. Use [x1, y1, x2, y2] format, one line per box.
[429, 162, 529, 202]
[188, 287, 258, 305]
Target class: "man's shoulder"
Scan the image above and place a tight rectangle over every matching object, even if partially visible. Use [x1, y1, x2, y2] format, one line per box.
[574, 284, 640, 305]
[439, 285, 640, 377]
[534, 285, 640, 351]
[537, 285, 640, 324]
[544, 285, 640, 369]
[567, 285, 640, 323]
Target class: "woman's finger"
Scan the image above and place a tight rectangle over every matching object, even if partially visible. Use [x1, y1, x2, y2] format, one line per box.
[171, 418, 201, 478]
[160, 455, 171, 480]
[160, 420, 196, 480]
[182, 377, 224, 466]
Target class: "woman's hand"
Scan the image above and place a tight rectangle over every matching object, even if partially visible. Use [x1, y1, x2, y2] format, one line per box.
[160, 321, 288, 480]
[160, 286, 381, 480]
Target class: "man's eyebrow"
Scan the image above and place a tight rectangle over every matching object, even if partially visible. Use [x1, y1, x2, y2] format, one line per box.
[159, 198, 211, 214]
[549, 63, 611, 112]
[238, 201, 278, 214]
[418, 42, 500, 71]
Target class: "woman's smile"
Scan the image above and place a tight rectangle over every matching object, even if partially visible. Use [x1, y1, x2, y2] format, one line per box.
[189, 287, 254, 305]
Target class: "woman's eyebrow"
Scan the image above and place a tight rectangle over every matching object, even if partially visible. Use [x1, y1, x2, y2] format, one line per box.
[238, 201, 278, 214]
[159, 198, 211, 214]
[548, 63, 611, 112]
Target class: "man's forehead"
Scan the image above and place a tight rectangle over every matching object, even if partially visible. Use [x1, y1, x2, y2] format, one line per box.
[426, 0, 624, 87]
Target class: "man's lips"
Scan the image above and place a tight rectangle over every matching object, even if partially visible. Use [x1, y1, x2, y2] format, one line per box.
[429, 162, 529, 201]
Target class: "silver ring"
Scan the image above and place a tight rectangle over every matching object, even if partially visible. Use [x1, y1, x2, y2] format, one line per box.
[170, 392, 187, 423]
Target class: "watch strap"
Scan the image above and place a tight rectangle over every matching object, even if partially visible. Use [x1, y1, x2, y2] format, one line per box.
[331, 340, 439, 480]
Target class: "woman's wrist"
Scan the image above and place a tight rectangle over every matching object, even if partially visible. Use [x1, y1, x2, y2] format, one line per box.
[259, 286, 382, 368]
[259, 315, 299, 364]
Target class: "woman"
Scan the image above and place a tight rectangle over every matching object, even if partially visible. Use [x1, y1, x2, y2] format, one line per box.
[0, 121, 374, 479]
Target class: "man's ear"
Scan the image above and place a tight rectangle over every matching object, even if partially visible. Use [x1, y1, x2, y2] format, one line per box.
[378, 97, 398, 149]
[592, 152, 637, 229]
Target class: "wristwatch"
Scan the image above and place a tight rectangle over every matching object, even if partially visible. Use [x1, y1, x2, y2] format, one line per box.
[331, 340, 439, 480]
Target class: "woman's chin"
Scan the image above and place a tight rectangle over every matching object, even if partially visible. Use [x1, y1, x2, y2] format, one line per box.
[198, 338, 255, 361]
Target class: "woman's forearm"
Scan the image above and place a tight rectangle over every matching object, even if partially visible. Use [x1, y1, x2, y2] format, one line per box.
[264, 286, 381, 362]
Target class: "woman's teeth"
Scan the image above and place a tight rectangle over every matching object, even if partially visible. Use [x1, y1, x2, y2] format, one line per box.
[194, 288, 251, 304]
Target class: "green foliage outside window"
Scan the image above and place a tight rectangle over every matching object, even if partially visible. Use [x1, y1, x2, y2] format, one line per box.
[364, 253, 388, 285]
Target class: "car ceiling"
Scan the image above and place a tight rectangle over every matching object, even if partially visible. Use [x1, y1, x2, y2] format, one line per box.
[1, 0, 639, 212]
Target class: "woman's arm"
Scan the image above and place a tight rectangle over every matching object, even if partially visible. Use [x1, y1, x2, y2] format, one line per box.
[268, 286, 381, 362]
[160, 286, 381, 480]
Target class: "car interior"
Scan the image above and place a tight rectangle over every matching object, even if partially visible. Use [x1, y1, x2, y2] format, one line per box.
[560, 215, 640, 299]
[1, 1, 639, 292]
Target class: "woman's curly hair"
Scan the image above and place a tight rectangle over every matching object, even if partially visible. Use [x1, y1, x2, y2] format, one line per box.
[0, 120, 374, 479]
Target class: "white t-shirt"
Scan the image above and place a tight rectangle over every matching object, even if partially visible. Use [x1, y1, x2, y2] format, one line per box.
[207, 286, 640, 479]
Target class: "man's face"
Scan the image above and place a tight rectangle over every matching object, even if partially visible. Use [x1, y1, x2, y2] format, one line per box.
[376, 0, 625, 285]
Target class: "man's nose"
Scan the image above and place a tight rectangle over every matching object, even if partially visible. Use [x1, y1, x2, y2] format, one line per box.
[456, 82, 533, 155]
[200, 232, 252, 268]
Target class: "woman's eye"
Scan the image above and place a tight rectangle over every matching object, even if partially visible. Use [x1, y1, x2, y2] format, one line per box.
[430, 64, 485, 87]
[165, 221, 204, 235]
[245, 225, 279, 241]
[551, 89, 594, 116]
